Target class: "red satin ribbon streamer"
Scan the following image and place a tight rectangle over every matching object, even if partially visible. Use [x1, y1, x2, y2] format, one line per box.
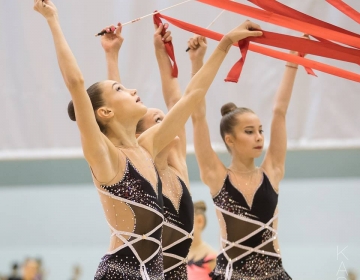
[156, 13, 360, 83]
[225, 40, 249, 83]
[197, 0, 360, 49]
[247, 0, 360, 74]
[326, 0, 360, 24]
[248, 0, 360, 42]
[153, 12, 178, 78]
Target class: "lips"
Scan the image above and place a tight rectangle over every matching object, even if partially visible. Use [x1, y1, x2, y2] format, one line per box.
[254, 146, 263, 149]
[136, 97, 141, 103]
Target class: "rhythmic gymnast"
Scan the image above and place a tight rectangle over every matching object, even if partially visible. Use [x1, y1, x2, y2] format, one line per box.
[33, 1, 263, 279]
[99, 22, 195, 279]
[187, 201, 217, 280]
[189, 34, 306, 279]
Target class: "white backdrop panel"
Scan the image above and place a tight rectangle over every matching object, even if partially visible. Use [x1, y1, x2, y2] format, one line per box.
[1, 0, 360, 159]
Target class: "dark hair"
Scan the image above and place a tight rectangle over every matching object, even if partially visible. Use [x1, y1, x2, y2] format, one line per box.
[220, 102, 254, 152]
[194, 200, 207, 228]
[67, 82, 107, 134]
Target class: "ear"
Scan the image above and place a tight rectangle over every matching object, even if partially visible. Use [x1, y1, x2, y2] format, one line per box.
[97, 106, 114, 120]
[225, 134, 234, 149]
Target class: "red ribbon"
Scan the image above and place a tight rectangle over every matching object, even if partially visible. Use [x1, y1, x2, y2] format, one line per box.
[156, 13, 360, 83]
[248, 0, 360, 42]
[326, 0, 360, 24]
[225, 40, 250, 83]
[247, 0, 360, 74]
[197, 0, 360, 49]
[153, 12, 178, 78]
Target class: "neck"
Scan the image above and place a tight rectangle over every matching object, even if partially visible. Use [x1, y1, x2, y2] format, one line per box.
[106, 120, 139, 147]
[229, 155, 256, 172]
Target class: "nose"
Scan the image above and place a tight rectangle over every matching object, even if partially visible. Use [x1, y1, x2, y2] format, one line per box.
[129, 89, 137, 96]
[255, 132, 263, 142]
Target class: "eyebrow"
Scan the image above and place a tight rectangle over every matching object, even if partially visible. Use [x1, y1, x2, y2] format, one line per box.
[244, 125, 262, 128]
[112, 82, 119, 89]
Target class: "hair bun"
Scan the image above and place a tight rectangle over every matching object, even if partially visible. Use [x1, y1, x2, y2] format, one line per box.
[67, 100, 76, 121]
[221, 102, 237, 116]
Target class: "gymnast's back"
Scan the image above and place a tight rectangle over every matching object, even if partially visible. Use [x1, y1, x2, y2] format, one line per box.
[92, 147, 164, 280]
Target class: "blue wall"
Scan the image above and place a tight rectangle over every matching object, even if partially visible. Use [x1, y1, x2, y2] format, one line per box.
[1, 177, 359, 279]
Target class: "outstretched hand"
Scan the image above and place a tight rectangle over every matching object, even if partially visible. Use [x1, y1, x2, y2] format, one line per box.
[187, 35, 207, 62]
[154, 23, 172, 52]
[291, 34, 310, 56]
[100, 23, 124, 54]
[217, 20, 262, 52]
[33, 0, 58, 20]
[225, 20, 263, 43]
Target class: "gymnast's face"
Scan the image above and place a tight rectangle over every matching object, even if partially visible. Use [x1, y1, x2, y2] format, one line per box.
[140, 108, 166, 130]
[137, 108, 179, 147]
[99, 80, 147, 122]
[225, 112, 264, 158]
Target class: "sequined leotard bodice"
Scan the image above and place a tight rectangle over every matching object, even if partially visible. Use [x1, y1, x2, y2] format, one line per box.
[162, 175, 194, 280]
[93, 149, 164, 280]
[210, 170, 291, 280]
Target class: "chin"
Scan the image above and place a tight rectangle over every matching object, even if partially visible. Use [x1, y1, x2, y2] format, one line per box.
[253, 150, 263, 157]
[139, 104, 148, 115]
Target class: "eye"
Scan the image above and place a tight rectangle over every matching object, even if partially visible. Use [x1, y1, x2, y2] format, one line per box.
[245, 130, 253, 134]
[155, 118, 162, 123]
[259, 130, 264, 134]
[116, 86, 122, 92]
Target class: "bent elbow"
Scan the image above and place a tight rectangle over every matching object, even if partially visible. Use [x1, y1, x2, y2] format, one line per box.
[65, 75, 85, 90]
[272, 107, 287, 118]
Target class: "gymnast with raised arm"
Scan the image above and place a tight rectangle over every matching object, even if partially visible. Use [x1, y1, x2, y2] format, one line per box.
[34, 1, 262, 279]
[100, 22, 197, 279]
[189, 34, 304, 279]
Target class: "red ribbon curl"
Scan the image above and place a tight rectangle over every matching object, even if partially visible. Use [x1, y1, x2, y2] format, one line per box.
[153, 12, 179, 78]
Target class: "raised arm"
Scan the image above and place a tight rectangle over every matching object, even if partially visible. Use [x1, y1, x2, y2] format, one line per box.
[153, 24, 187, 173]
[189, 35, 227, 194]
[139, 21, 263, 159]
[34, 0, 115, 179]
[154, 24, 182, 109]
[101, 23, 123, 83]
[262, 46, 304, 185]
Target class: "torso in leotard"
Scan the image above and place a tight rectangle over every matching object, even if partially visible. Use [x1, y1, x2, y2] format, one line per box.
[210, 170, 291, 280]
[162, 172, 194, 280]
[93, 149, 164, 280]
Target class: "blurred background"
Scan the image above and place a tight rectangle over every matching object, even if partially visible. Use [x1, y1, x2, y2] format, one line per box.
[0, 0, 359, 279]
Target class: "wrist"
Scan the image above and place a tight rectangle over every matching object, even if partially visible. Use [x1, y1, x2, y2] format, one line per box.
[46, 14, 59, 24]
[191, 60, 204, 68]
[217, 35, 233, 53]
[155, 48, 167, 56]
[105, 50, 120, 57]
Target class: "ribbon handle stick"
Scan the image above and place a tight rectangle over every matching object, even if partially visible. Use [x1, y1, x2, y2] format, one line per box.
[95, 0, 194, 36]
[186, 10, 225, 51]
